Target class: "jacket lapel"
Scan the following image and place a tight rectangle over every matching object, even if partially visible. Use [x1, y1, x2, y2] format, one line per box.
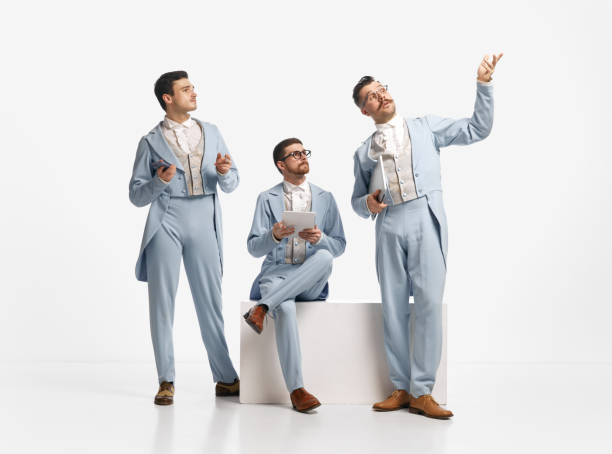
[147, 123, 185, 172]
[309, 183, 327, 226]
[198, 120, 217, 174]
[267, 183, 285, 223]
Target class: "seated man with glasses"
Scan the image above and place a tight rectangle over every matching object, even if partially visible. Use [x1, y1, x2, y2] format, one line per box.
[243, 138, 346, 413]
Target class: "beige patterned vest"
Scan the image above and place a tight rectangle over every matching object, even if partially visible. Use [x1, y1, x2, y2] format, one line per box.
[284, 193, 312, 264]
[370, 124, 418, 205]
[166, 130, 205, 196]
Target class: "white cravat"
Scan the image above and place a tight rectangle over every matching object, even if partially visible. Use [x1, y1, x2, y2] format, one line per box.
[162, 116, 201, 155]
[374, 113, 406, 156]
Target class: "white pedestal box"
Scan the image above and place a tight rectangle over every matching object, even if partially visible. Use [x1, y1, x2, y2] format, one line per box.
[239, 301, 447, 405]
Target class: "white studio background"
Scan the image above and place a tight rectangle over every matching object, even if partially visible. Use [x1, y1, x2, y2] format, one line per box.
[1, 0, 610, 372]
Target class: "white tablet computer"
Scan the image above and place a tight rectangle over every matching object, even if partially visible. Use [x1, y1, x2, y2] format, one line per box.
[368, 155, 389, 202]
[282, 211, 316, 236]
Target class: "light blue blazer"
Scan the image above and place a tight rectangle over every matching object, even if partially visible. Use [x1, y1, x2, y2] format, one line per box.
[129, 119, 239, 282]
[247, 182, 346, 300]
[351, 82, 494, 267]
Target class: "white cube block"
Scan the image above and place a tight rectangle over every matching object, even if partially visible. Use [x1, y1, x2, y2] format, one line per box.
[240, 301, 447, 405]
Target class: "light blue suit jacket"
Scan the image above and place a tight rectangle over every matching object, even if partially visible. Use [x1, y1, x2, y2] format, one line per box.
[351, 82, 494, 266]
[129, 119, 239, 282]
[247, 182, 346, 300]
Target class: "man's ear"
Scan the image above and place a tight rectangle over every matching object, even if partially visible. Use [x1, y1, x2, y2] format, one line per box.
[361, 107, 370, 117]
[162, 93, 173, 106]
[276, 161, 285, 173]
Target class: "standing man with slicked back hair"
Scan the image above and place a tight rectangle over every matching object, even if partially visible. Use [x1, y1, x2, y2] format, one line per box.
[129, 71, 240, 405]
[351, 54, 503, 419]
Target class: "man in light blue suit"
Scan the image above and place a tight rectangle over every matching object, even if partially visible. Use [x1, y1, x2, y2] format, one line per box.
[351, 54, 503, 419]
[129, 71, 239, 405]
[243, 138, 346, 412]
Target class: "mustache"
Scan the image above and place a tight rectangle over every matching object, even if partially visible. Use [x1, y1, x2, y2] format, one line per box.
[376, 98, 393, 111]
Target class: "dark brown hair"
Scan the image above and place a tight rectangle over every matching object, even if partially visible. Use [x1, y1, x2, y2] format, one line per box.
[273, 138, 303, 174]
[154, 70, 189, 111]
[352, 75, 375, 107]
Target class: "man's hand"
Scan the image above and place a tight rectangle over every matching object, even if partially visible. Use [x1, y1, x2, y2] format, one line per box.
[157, 162, 176, 182]
[477, 53, 503, 83]
[272, 222, 295, 241]
[367, 189, 388, 214]
[299, 225, 322, 245]
[215, 153, 232, 175]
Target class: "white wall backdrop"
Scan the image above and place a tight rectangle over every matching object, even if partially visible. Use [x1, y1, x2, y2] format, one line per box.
[1, 0, 611, 371]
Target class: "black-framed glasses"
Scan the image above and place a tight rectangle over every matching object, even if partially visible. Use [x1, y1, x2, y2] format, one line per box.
[361, 84, 389, 108]
[279, 149, 312, 162]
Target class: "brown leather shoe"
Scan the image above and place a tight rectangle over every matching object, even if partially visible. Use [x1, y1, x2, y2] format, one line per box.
[409, 394, 453, 419]
[290, 387, 321, 413]
[372, 389, 412, 411]
[216, 378, 240, 396]
[243, 305, 267, 334]
[154, 381, 174, 406]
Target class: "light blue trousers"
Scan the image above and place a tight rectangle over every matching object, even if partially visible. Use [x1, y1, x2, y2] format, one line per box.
[257, 249, 333, 392]
[145, 195, 238, 385]
[375, 196, 446, 397]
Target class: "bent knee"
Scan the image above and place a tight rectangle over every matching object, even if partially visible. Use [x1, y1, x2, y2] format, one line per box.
[312, 248, 333, 266]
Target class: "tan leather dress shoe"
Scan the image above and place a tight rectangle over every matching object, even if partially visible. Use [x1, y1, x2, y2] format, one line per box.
[216, 378, 240, 396]
[243, 305, 268, 334]
[372, 389, 412, 411]
[290, 387, 321, 413]
[409, 394, 453, 419]
[154, 381, 174, 406]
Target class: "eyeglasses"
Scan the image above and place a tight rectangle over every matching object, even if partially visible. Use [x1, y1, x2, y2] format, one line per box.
[361, 84, 389, 108]
[279, 149, 312, 162]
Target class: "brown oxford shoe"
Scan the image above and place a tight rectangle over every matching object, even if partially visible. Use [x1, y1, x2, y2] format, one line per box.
[409, 394, 453, 419]
[243, 305, 268, 334]
[154, 381, 174, 406]
[216, 378, 240, 396]
[372, 389, 412, 411]
[290, 387, 321, 413]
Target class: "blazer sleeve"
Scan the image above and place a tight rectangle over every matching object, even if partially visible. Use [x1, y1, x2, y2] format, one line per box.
[425, 82, 494, 149]
[128, 137, 169, 207]
[351, 152, 375, 220]
[314, 193, 346, 258]
[215, 126, 239, 193]
[247, 193, 277, 258]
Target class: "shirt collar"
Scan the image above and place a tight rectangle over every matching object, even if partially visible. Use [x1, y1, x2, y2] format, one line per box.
[375, 113, 403, 132]
[163, 115, 195, 130]
[283, 179, 309, 194]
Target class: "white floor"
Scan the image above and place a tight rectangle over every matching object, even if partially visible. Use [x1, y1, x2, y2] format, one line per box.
[2, 362, 611, 454]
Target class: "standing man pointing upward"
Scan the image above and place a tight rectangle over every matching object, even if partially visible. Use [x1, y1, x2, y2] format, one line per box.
[351, 54, 502, 419]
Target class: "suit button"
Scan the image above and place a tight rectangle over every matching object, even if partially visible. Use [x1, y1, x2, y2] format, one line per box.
[402, 192, 407, 197]
[415, 173, 419, 177]
[182, 190, 186, 194]
[293, 258, 299, 263]
[397, 167, 401, 171]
